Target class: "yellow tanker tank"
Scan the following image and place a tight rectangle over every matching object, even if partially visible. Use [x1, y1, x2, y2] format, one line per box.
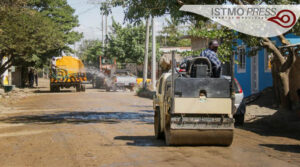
[50, 56, 87, 92]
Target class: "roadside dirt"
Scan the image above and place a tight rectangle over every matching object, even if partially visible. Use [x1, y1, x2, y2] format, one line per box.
[0, 80, 299, 167]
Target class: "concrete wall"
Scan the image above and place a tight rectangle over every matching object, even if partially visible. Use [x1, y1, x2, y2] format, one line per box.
[191, 37, 209, 50]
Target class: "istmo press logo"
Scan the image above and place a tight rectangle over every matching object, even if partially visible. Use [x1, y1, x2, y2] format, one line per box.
[180, 5, 300, 37]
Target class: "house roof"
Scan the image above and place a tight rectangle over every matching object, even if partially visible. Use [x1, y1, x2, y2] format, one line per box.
[159, 47, 192, 53]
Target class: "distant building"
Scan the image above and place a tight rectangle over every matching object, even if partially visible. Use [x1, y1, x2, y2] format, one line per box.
[159, 46, 192, 53]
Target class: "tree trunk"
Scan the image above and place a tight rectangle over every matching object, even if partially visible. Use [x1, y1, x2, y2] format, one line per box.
[279, 71, 291, 109]
[143, 17, 150, 88]
[271, 59, 280, 105]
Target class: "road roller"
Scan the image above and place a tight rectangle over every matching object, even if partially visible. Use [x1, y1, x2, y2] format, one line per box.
[153, 52, 235, 146]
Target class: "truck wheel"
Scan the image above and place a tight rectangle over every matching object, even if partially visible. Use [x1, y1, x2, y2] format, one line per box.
[76, 85, 81, 92]
[50, 85, 55, 92]
[81, 85, 86, 92]
[154, 108, 164, 139]
[56, 86, 60, 92]
[106, 87, 111, 92]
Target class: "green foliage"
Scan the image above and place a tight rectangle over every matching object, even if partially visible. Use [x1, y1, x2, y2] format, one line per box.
[112, 0, 224, 23]
[0, 0, 82, 75]
[78, 40, 103, 67]
[0, 6, 64, 69]
[28, 0, 83, 50]
[106, 19, 147, 64]
[180, 49, 204, 57]
[159, 18, 191, 47]
[186, 22, 237, 62]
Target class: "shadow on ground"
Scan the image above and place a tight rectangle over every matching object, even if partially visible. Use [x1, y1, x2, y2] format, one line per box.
[260, 144, 300, 154]
[34, 90, 73, 94]
[239, 86, 300, 143]
[0, 111, 153, 125]
[239, 110, 300, 141]
[130, 105, 152, 108]
[114, 136, 165, 146]
[246, 87, 278, 109]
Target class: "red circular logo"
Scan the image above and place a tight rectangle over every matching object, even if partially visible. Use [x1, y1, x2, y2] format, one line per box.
[267, 10, 296, 28]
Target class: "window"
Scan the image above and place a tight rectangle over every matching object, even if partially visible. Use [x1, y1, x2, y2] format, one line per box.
[264, 49, 272, 72]
[237, 46, 246, 73]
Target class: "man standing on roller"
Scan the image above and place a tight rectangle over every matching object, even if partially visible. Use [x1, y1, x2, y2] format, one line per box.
[200, 40, 221, 77]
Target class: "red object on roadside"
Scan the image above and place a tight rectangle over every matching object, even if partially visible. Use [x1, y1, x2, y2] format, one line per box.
[234, 78, 243, 93]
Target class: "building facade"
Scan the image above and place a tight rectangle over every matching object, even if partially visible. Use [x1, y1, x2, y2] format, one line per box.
[234, 34, 300, 97]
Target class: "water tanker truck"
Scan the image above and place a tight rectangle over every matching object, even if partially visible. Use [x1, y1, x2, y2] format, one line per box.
[50, 56, 87, 92]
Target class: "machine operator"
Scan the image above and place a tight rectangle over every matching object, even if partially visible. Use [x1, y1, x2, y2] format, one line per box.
[200, 40, 221, 77]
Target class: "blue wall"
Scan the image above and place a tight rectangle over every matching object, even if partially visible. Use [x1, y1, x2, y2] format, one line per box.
[234, 41, 273, 97]
[233, 34, 300, 97]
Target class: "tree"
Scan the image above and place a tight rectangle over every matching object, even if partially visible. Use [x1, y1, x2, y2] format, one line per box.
[227, 0, 300, 109]
[115, 0, 300, 109]
[0, 1, 64, 76]
[0, 0, 83, 79]
[106, 19, 148, 64]
[159, 18, 191, 47]
[77, 40, 103, 68]
[28, 0, 83, 53]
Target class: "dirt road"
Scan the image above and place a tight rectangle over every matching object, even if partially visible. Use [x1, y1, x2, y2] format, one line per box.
[0, 86, 299, 167]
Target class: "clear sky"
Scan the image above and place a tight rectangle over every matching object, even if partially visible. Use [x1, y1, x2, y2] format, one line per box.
[67, 0, 167, 42]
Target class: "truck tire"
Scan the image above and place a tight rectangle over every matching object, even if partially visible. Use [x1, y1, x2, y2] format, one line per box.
[76, 85, 81, 92]
[154, 108, 164, 139]
[50, 85, 55, 92]
[81, 85, 86, 92]
[51, 85, 60, 92]
[56, 86, 60, 92]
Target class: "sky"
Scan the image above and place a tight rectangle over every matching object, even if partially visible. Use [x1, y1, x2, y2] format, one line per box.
[67, 0, 167, 42]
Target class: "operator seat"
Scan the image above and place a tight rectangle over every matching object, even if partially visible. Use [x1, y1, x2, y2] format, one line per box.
[186, 57, 212, 78]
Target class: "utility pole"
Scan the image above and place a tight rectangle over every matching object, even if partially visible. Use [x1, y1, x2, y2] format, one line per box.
[105, 14, 108, 48]
[102, 12, 105, 50]
[151, 17, 156, 90]
[143, 17, 150, 88]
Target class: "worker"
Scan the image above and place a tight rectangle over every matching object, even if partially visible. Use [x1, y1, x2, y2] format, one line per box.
[200, 40, 221, 77]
